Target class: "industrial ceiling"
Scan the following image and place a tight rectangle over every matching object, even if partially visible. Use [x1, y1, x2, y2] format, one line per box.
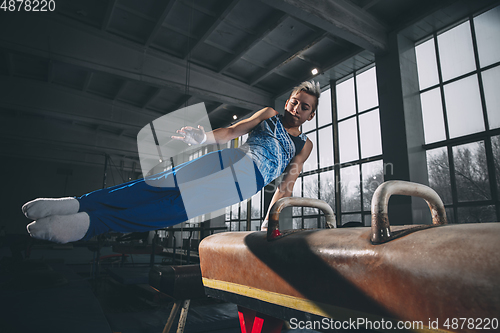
[0, 0, 496, 173]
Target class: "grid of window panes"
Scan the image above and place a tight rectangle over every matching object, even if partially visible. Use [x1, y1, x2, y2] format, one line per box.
[338, 65, 383, 225]
[225, 134, 263, 231]
[296, 65, 383, 227]
[224, 67, 383, 229]
[295, 87, 334, 228]
[415, 5, 500, 223]
[225, 192, 263, 231]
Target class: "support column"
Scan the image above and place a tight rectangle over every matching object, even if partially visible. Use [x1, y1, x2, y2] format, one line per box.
[375, 32, 430, 225]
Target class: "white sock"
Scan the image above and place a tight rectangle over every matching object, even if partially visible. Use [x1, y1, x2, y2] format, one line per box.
[22, 197, 80, 220]
[26, 212, 90, 244]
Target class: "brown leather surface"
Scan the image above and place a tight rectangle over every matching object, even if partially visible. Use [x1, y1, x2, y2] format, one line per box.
[199, 223, 500, 330]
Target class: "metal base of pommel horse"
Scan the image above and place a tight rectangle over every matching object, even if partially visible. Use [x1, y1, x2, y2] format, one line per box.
[199, 181, 500, 333]
[149, 264, 205, 333]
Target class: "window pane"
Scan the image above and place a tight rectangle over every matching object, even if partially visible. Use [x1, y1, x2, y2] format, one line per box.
[343, 214, 362, 224]
[359, 109, 382, 158]
[293, 177, 302, 216]
[482, 66, 500, 129]
[303, 174, 319, 215]
[338, 118, 359, 163]
[302, 131, 317, 172]
[415, 38, 440, 90]
[241, 134, 248, 145]
[364, 214, 371, 227]
[421, 88, 447, 143]
[362, 160, 384, 211]
[225, 206, 230, 221]
[293, 218, 302, 229]
[356, 67, 378, 111]
[318, 126, 334, 168]
[492, 135, 500, 195]
[251, 220, 260, 231]
[239, 221, 247, 231]
[453, 141, 491, 202]
[293, 176, 302, 197]
[240, 200, 247, 221]
[231, 221, 238, 231]
[317, 89, 332, 126]
[304, 218, 318, 229]
[474, 5, 500, 68]
[457, 205, 496, 223]
[444, 75, 484, 138]
[437, 21, 476, 81]
[251, 193, 261, 219]
[336, 78, 356, 120]
[231, 204, 239, 220]
[446, 207, 455, 224]
[319, 170, 335, 210]
[427, 147, 452, 204]
[341, 165, 361, 212]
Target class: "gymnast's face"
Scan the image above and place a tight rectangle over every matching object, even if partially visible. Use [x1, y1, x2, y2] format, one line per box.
[284, 91, 316, 127]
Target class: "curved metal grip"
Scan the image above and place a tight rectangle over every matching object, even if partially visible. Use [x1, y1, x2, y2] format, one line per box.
[267, 197, 336, 241]
[371, 180, 447, 244]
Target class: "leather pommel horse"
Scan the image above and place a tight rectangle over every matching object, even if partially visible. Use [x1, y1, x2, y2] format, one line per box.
[199, 181, 500, 333]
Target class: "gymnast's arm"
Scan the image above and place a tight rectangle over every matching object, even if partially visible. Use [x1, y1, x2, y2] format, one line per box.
[261, 138, 313, 231]
[173, 107, 277, 145]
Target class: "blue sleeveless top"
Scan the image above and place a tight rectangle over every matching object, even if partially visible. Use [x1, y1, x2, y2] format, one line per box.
[239, 114, 308, 185]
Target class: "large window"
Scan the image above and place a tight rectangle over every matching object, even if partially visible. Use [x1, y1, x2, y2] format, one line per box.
[334, 65, 383, 226]
[415, 5, 500, 223]
[293, 65, 383, 227]
[225, 134, 263, 231]
[224, 65, 383, 229]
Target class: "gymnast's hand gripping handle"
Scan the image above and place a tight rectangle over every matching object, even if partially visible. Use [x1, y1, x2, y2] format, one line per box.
[370, 180, 447, 244]
[267, 197, 336, 241]
[171, 125, 207, 146]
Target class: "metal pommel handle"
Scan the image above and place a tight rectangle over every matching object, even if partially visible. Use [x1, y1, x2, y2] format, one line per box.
[267, 197, 336, 241]
[371, 180, 447, 244]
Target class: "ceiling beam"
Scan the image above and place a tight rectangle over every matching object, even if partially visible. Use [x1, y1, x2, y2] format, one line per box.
[250, 31, 327, 86]
[102, 0, 117, 31]
[171, 95, 196, 112]
[185, 0, 241, 59]
[0, 138, 139, 172]
[0, 114, 139, 158]
[82, 71, 94, 92]
[207, 103, 227, 115]
[218, 12, 288, 73]
[178, 0, 217, 17]
[0, 76, 154, 131]
[360, 0, 382, 10]
[142, 87, 162, 109]
[0, 13, 273, 111]
[261, 0, 387, 54]
[114, 80, 129, 100]
[145, 0, 177, 47]
[273, 45, 364, 98]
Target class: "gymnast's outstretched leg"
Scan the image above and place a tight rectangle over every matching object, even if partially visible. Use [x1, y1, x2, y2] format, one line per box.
[22, 149, 260, 243]
[27, 191, 187, 243]
[26, 212, 90, 244]
[22, 197, 80, 220]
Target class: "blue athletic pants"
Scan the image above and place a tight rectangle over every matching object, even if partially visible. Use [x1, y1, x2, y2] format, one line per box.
[77, 149, 264, 240]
